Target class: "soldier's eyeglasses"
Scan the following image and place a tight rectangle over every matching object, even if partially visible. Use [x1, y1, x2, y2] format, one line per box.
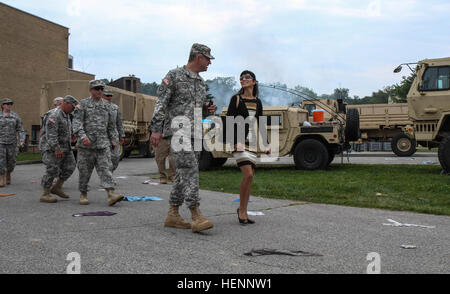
[240, 75, 253, 80]
[93, 87, 104, 91]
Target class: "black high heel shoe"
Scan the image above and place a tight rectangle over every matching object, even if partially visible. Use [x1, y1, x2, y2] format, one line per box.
[237, 208, 248, 224]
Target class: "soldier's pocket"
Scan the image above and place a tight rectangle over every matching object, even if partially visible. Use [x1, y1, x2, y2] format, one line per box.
[172, 150, 196, 168]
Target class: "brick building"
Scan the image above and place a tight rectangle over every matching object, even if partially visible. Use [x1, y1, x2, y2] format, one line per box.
[0, 3, 94, 146]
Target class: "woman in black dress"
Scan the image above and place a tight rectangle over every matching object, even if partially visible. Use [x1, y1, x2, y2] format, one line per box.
[226, 70, 270, 224]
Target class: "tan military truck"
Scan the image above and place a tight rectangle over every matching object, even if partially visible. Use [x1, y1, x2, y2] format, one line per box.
[40, 80, 157, 159]
[301, 99, 416, 156]
[199, 104, 360, 171]
[393, 57, 450, 172]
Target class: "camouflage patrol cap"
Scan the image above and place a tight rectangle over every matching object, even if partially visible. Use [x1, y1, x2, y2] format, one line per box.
[89, 80, 106, 89]
[53, 97, 63, 105]
[0, 98, 13, 105]
[103, 89, 113, 96]
[63, 95, 79, 107]
[190, 43, 215, 59]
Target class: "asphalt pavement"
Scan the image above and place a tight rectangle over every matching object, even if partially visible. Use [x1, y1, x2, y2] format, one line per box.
[0, 154, 448, 274]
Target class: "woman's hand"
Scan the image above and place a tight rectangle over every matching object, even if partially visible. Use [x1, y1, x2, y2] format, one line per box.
[265, 147, 271, 155]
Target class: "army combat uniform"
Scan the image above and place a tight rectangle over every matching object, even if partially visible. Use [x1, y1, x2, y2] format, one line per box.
[72, 80, 123, 206]
[108, 102, 125, 172]
[39, 96, 78, 202]
[150, 43, 215, 233]
[0, 99, 26, 187]
[151, 65, 207, 208]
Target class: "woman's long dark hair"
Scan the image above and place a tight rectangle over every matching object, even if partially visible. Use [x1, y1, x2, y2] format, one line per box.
[237, 70, 259, 98]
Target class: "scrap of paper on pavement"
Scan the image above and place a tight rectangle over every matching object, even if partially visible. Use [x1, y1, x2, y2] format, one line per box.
[247, 211, 264, 216]
[383, 219, 435, 229]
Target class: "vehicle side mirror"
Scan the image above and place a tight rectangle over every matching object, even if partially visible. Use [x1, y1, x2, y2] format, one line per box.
[393, 65, 402, 73]
[337, 98, 346, 114]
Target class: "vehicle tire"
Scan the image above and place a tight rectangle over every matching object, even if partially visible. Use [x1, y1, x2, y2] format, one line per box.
[119, 144, 125, 161]
[144, 140, 155, 158]
[392, 133, 416, 157]
[212, 157, 228, 167]
[327, 150, 335, 166]
[438, 135, 450, 173]
[198, 150, 214, 171]
[294, 139, 329, 170]
[345, 108, 360, 142]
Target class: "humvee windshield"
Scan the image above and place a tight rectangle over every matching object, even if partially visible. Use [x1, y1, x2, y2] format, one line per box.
[420, 66, 450, 91]
[305, 103, 316, 116]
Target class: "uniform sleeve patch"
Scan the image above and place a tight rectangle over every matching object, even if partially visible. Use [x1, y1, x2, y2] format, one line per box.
[76, 104, 82, 110]
[163, 78, 170, 86]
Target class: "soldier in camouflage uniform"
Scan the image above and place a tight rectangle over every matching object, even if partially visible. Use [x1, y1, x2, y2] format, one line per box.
[102, 88, 125, 173]
[0, 98, 26, 187]
[72, 80, 124, 206]
[39, 96, 79, 203]
[150, 43, 217, 233]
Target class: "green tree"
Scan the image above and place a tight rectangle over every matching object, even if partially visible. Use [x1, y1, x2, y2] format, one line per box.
[141, 82, 159, 96]
[390, 73, 414, 103]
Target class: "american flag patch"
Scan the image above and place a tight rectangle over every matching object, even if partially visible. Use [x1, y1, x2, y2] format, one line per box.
[163, 78, 169, 86]
[49, 118, 56, 124]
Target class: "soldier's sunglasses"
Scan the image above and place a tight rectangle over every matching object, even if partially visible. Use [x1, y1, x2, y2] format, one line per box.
[3, 103, 13, 105]
[93, 87, 104, 91]
[240, 75, 254, 80]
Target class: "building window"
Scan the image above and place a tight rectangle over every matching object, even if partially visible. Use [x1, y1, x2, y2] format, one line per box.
[31, 125, 41, 145]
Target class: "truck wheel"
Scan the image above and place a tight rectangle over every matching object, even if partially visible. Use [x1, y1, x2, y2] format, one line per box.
[294, 139, 329, 170]
[327, 150, 335, 166]
[119, 144, 125, 161]
[212, 157, 228, 167]
[144, 140, 155, 158]
[392, 133, 416, 157]
[199, 150, 214, 171]
[438, 136, 450, 173]
[345, 108, 360, 142]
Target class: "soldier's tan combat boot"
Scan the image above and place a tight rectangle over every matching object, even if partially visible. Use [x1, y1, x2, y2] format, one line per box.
[40, 187, 57, 203]
[80, 192, 89, 205]
[106, 188, 124, 206]
[189, 205, 213, 233]
[160, 176, 168, 184]
[6, 173, 11, 185]
[0, 174, 6, 187]
[164, 205, 191, 229]
[50, 179, 69, 198]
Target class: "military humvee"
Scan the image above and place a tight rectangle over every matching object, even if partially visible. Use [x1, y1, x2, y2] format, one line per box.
[394, 57, 450, 172]
[199, 103, 360, 171]
[302, 99, 415, 156]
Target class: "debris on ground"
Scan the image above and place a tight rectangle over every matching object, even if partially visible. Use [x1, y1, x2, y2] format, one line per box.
[142, 180, 159, 185]
[72, 211, 117, 217]
[401, 245, 417, 249]
[0, 193, 16, 197]
[124, 196, 164, 202]
[383, 219, 435, 228]
[244, 248, 322, 257]
[247, 211, 264, 216]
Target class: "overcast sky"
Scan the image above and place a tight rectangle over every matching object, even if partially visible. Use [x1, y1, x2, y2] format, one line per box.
[4, 0, 449, 97]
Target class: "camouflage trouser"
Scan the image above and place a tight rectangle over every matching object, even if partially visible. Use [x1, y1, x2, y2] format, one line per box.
[110, 144, 120, 173]
[41, 150, 76, 188]
[77, 147, 114, 193]
[155, 138, 175, 179]
[169, 138, 201, 208]
[0, 143, 17, 174]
